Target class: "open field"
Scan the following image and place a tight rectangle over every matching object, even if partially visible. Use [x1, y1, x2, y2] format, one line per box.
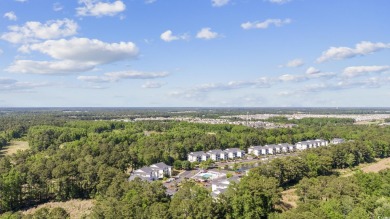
[279, 188, 298, 211]
[21, 199, 94, 219]
[0, 141, 29, 156]
[339, 157, 390, 177]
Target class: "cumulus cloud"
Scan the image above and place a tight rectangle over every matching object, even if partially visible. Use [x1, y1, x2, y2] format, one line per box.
[76, 0, 126, 17]
[317, 41, 390, 63]
[4, 12, 17, 21]
[343, 65, 390, 78]
[8, 38, 138, 75]
[241, 18, 291, 30]
[21, 37, 138, 65]
[211, 0, 229, 7]
[160, 30, 188, 42]
[142, 81, 165, 88]
[78, 70, 169, 83]
[1, 19, 78, 44]
[282, 58, 304, 68]
[305, 67, 321, 75]
[196, 28, 220, 40]
[6, 60, 95, 75]
[268, 0, 291, 4]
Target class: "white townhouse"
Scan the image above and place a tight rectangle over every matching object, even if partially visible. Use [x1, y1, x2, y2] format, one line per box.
[248, 146, 262, 156]
[202, 153, 211, 161]
[296, 139, 329, 150]
[314, 139, 329, 147]
[263, 145, 276, 155]
[278, 143, 294, 153]
[129, 162, 172, 181]
[208, 149, 227, 161]
[150, 162, 172, 178]
[224, 148, 245, 159]
[330, 138, 345, 145]
[188, 151, 205, 162]
[295, 140, 313, 150]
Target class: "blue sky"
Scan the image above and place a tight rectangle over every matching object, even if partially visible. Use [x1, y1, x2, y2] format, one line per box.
[1, 0, 389, 107]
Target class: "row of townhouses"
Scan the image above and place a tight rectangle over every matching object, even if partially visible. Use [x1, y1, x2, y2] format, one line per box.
[129, 162, 172, 181]
[188, 148, 245, 162]
[188, 138, 344, 162]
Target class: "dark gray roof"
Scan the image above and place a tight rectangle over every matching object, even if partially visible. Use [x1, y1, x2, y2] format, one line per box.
[208, 149, 224, 155]
[151, 162, 170, 169]
[249, 145, 263, 150]
[224, 148, 244, 153]
[189, 151, 206, 156]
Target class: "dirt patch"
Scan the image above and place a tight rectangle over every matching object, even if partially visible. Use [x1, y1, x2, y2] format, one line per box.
[361, 157, 390, 173]
[0, 141, 29, 156]
[21, 199, 94, 219]
[338, 157, 390, 177]
[279, 188, 298, 211]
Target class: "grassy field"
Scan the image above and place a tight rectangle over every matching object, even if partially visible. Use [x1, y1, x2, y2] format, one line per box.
[278, 188, 299, 211]
[0, 141, 29, 156]
[21, 199, 94, 219]
[339, 157, 390, 177]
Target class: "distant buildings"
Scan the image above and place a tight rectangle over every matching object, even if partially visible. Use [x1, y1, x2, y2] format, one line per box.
[187, 148, 245, 163]
[129, 162, 172, 181]
[187, 138, 342, 163]
[330, 138, 345, 145]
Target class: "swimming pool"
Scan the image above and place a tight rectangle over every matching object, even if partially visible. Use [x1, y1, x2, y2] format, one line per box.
[192, 171, 226, 181]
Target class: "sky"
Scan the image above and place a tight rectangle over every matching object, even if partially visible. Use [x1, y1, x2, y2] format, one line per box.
[0, 0, 390, 107]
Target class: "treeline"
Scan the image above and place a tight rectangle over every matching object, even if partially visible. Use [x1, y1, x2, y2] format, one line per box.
[2, 118, 390, 217]
[273, 169, 390, 219]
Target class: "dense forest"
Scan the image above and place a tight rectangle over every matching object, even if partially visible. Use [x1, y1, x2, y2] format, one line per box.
[1, 109, 390, 218]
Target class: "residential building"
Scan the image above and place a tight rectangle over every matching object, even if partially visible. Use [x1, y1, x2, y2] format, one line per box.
[129, 162, 172, 181]
[208, 149, 227, 161]
[225, 148, 245, 159]
[248, 145, 261, 156]
[188, 151, 205, 162]
[150, 162, 172, 178]
[330, 138, 344, 145]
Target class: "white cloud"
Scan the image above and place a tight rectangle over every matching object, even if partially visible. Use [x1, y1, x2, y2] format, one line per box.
[145, 0, 156, 3]
[0, 80, 48, 92]
[241, 18, 291, 30]
[305, 67, 321, 75]
[1, 19, 78, 44]
[78, 70, 169, 83]
[317, 41, 390, 63]
[6, 60, 95, 75]
[196, 28, 220, 40]
[53, 2, 64, 11]
[283, 58, 304, 67]
[0, 48, 3, 55]
[278, 74, 307, 82]
[268, 0, 291, 4]
[160, 30, 188, 42]
[21, 37, 138, 65]
[343, 65, 390, 78]
[142, 81, 165, 88]
[15, 0, 27, 2]
[76, 0, 126, 17]
[212, 0, 229, 7]
[4, 12, 17, 21]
